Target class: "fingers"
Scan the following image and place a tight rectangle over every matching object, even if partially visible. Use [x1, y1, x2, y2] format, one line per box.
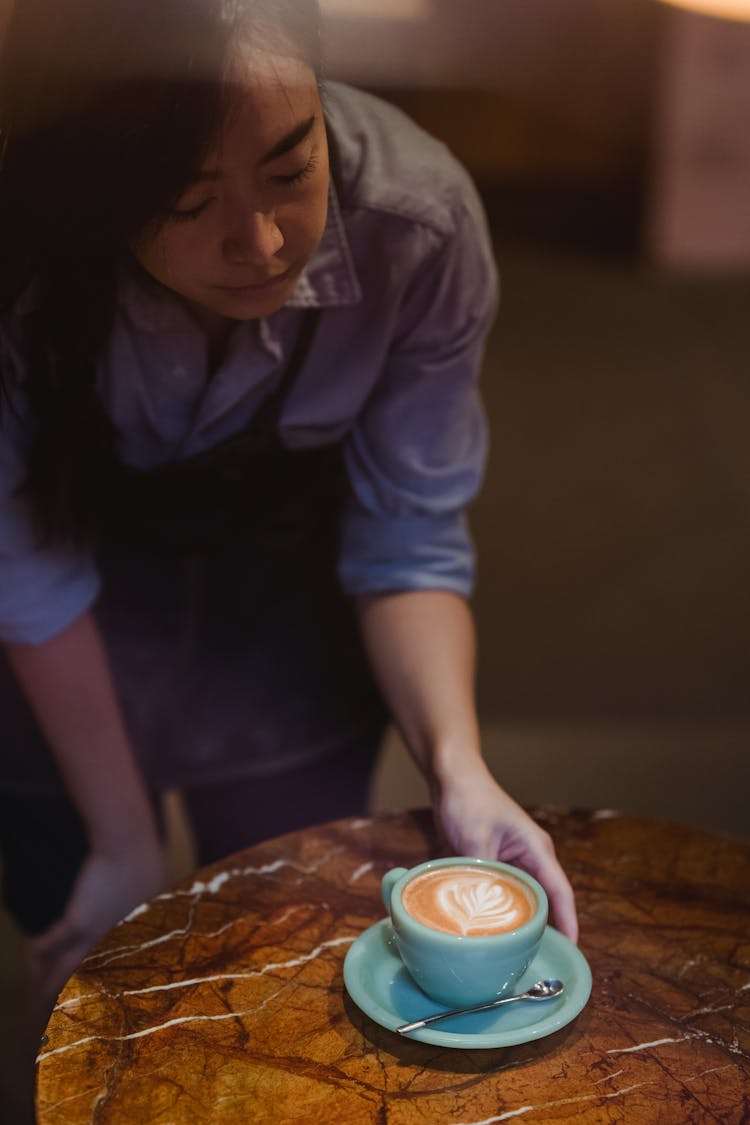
[528, 847, 579, 944]
[25, 848, 168, 1008]
[27, 902, 90, 975]
[27, 916, 76, 960]
[499, 821, 579, 944]
[26, 929, 89, 1007]
[435, 796, 580, 944]
[26, 901, 98, 1002]
[549, 884, 579, 945]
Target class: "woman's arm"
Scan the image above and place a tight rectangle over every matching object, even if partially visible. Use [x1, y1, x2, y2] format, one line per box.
[355, 589, 578, 943]
[7, 611, 158, 851]
[5, 610, 166, 996]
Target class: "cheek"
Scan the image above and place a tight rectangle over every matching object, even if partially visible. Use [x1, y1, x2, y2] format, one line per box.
[133, 232, 171, 283]
[288, 190, 329, 255]
[136, 229, 209, 287]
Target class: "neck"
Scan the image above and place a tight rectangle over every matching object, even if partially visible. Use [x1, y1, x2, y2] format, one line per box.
[181, 300, 237, 377]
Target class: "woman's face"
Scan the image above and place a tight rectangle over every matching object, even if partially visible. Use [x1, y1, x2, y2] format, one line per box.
[132, 50, 329, 330]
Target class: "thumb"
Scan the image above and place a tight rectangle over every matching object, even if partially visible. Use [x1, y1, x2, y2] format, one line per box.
[27, 916, 75, 960]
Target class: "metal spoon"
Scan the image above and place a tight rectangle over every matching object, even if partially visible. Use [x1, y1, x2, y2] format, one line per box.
[396, 978, 564, 1035]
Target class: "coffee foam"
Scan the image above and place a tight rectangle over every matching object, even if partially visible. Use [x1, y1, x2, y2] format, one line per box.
[402, 866, 535, 936]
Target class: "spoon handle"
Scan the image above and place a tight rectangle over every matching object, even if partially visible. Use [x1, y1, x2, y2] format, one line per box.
[396, 992, 522, 1034]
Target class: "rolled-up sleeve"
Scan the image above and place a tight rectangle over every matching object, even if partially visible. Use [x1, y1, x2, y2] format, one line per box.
[339, 190, 498, 598]
[0, 340, 100, 645]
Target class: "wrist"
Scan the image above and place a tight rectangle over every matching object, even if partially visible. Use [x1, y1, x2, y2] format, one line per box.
[87, 797, 161, 858]
[428, 731, 492, 795]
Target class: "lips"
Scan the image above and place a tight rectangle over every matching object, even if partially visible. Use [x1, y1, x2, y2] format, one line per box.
[218, 268, 292, 295]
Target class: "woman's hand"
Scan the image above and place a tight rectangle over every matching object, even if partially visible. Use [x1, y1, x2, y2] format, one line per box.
[7, 614, 171, 1001]
[356, 591, 579, 943]
[25, 839, 167, 1004]
[432, 763, 579, 944]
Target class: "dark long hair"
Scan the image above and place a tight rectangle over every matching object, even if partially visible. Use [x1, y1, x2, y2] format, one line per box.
[0, 0, 322, 542]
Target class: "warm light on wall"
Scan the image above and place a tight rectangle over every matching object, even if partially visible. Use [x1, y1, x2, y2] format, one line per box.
[320, 0, 430, 18]
[658, 0, 750, 20]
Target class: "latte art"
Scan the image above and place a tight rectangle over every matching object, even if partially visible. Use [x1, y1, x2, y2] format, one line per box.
[437, 880, 527, 935]
[402, 867, 536, 936]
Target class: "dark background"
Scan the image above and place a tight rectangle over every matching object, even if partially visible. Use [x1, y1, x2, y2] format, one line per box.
[325, 0, 750, 726]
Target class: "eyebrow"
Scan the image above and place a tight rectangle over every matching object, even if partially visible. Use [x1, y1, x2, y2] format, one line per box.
[185, 115, 317, 187]
[260, 115, 317, 165]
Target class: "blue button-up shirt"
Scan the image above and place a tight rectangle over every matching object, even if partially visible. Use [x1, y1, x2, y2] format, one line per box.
[0, 83, 498, 645]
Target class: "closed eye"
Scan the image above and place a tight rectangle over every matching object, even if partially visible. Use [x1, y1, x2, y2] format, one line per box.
[273, 155, 317, 187]
[169, 197, 216, 222]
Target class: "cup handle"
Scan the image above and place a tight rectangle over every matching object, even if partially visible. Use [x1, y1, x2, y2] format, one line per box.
[381, 867, 407, 914]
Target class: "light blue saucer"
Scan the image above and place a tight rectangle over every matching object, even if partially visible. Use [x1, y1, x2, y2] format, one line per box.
[344, 919, 592, 1048]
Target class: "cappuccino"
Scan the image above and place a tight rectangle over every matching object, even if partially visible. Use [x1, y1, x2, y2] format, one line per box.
[401, 865, 535, 937]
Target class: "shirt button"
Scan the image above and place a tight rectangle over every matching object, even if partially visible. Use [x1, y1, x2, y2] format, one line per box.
[172, 365, 187, 379]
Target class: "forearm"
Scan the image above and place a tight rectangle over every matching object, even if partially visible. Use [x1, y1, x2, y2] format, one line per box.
[355, 589, 491, 792]
[355, 588, 579, 940]
[4, 611, 159, 853]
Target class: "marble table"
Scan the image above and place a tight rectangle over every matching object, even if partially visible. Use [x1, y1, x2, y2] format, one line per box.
[36, 808, 750, 1123]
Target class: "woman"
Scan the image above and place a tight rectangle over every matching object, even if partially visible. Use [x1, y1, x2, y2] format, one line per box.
[0, 0, 577, 1048]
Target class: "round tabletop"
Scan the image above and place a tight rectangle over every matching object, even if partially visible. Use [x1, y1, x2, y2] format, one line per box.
[36, 807, 750, 1124]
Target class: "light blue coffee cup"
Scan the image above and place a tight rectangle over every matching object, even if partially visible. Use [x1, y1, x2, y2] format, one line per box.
[381, 856, 548, 1008]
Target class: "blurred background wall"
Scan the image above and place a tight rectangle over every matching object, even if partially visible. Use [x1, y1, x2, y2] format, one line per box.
[319, 0, 750, 836]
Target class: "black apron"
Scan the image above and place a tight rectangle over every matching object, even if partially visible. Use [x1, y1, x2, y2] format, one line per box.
[1, 310, 386, 794]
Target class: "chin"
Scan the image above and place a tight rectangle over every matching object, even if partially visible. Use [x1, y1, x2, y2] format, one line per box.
[211, 279, 299, 321]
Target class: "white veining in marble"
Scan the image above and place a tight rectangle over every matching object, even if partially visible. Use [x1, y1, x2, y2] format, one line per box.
[45, 936, 357, 1039]
[350, 862, 374, 882]
[83, 915, 238, 969]
[593, 1069, 623, 1084]
[451, 1082, 648, 1124]
[80, 851, 344, 968]
[160, 852, 343, 900]
[117, 934, 358, 999]
[81, 925, 196, 967]
[684, 1064, 735, 1083]
[677, 955, 705, 979]
[58, 914, 312, 1012]
[39, 1008, 260, 1062]
[269, 905, 306, 929]
[110, 850, 344, 925]
[121, 903, 149, 924]
[608, 1024, 748, 1061]
[687, 1001, 736, 1016]
[56, 990, 101, 1011]
[605, 1035, 694, 1054]
[38, 1082, 109, 1115]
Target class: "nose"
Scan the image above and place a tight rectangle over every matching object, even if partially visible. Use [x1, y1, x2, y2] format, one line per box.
[223, 207, 284, 265]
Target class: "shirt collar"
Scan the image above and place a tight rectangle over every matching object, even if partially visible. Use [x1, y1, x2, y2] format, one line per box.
[284, 177, 362, 309]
